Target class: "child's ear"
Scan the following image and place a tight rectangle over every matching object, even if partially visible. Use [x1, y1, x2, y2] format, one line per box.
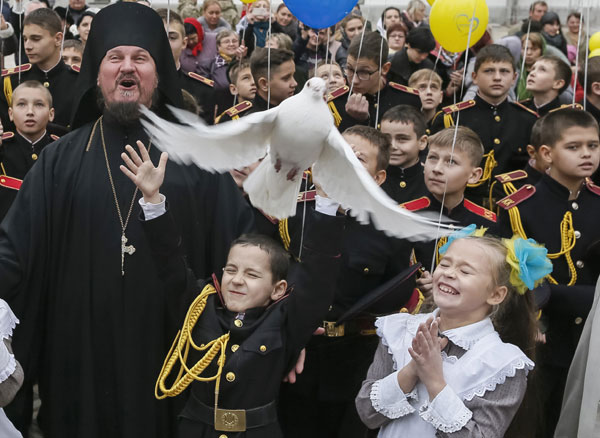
[526, 144, 536, 159]
[553, 78, 565, 92]
[374, 169, 386, 186]
[592, 81, 600, 97]
[538, 144, 553, 165]
[381, 61, 391, 76]
[229, 83, 238, 96]
[48, 107, 55, 123]
[468, 166, 483, 185]
[8, 107, 13, 122]
[270, 279, 288, 302]
[183, 35, 188, 47]
[54, 32, 63, 47]
[487, 285, 508, 306]
[418, 134, 428, 151]
[258, 77, 268, 92]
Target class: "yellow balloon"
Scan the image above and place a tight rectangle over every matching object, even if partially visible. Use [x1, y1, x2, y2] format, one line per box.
[589, 32, 600, 52]
[589, 48, 600, 58]
[429, 0, 489, 53]
[240, 0, 257, 4]
[426, 0, 435, 5]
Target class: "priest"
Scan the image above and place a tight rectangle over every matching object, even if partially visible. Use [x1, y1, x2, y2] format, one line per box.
[0, 3, 254, 437]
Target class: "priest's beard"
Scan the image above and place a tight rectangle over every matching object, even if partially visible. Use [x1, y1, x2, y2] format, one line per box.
[98, 88, 160, 127]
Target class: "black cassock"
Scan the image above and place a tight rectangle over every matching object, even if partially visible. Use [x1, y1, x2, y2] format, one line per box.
[0, 116, 254, 438]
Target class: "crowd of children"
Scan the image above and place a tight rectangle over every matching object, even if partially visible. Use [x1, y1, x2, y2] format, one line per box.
[1, 1, 600, 437]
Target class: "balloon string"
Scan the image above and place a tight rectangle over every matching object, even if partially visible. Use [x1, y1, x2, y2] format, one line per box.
[517, 19, 533, 101]
[374, 32, 385, 128]
[267, 0, 272, 110]
[572, 2, 584, 106]
[583, 2, 591, 110]
[348, 22, 367, 97]
[60, 5, 70, 56]
[429, 3, 477, 273]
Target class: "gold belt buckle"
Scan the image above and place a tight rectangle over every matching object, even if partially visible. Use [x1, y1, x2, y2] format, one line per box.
[323, 321, 345, 337]
[214, 408, 247, 432]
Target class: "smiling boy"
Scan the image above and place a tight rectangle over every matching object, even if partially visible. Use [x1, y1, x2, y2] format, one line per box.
[0, 81, 56, 220]
[496, 108, 600, 437]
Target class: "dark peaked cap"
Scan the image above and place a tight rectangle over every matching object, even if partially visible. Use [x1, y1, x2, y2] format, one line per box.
[70, 2, 183, 129]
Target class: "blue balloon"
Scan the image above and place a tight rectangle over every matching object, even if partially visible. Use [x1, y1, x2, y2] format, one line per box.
[284, 0, 358, 29]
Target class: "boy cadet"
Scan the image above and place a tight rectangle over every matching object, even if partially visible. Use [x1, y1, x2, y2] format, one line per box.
[408, 68, 444, 133]
[158, 9, 217, 124]
[61, 39, 84, 68]
[379, 105, 428, 203]
[120, 141, 344, 438]
[521, 55, 572, 116]
[431, 45, 538, 206]
[387, 26, 436, 86]
[314, 60, 346, 93]
[0, 81, 57, 220]
[496, 109, 600, 437]
[217, 48, 297, 123]
[0, 9, 78, 135]
[279, 126, 420, 438]
[401, 127, 497, 271]
[327, 31, 421, 133]
[214, 60, 257, 123]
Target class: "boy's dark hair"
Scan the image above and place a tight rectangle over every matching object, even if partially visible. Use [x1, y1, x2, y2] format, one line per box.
[348, 31, 388, 69]
[157, 8, 185, 36]
[343, 125, 391, 171]
[582, 56, 600, 95]
[228, 59, 252, 84]
[474, 44, 515, 73]
[63, 38, 83, 54]
[428, 127, 484, 167]
[540, 108, 599, 147]
[230, 234, 290, 283]
[406, 26, 436, 53]
[250, 48, 294, 84]
[381, 105, 427, 138]
[12, 80, 53, 107]
[536, 55, 572, 94]
[53, 6, 74, 26]
[24, 8, 63, 35]
[529, 116, 545, 150]
[521, 20, 543, 34]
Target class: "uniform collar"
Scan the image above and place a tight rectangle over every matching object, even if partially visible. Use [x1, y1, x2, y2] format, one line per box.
[540, 173, 583, 200]
[474, 93, 508, 112]
[387, 160, 423, 179]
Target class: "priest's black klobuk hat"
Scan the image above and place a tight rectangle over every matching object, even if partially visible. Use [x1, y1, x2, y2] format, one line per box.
[70, 2, 183, 129]
[336, 263, 422, 325]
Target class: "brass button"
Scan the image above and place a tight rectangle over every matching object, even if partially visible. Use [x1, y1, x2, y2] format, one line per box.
[399, 181, 407, 188]
[0, 178, 5, 183]
[572, 202, 579, 210]
[234, 319, 243, 328]
[494, 115, 501, 122]
[259, 345, 267, 352]
[374, 103, 378, 108]
[576, 260, 584, 269]
[225, 372, 236, 382]
[363, 267, 369, 274]
[426, 129, 431, 135]
[494, 138, 501, 145]
[31, 153, 38, 160]
[377, 124, 381, 129]
[574, 317, 583, 325]
[574, 230, 581, 239]
[43, 81, 49, 87]
[517, 148, 522, 153]
[231, 344, 239, 353]
[219, 435, 228, 438]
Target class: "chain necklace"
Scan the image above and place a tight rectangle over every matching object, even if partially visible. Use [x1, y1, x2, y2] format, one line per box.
[98, 116, 151, 276]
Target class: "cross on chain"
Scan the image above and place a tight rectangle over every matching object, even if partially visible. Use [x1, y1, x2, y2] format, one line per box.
[121, 233, 136, 276]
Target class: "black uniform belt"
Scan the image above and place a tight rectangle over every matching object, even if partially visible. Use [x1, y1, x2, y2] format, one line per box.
[323, 316, 376, 337]
[180, 391, 278, 431]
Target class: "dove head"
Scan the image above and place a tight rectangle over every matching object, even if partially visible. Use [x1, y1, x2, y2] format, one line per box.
[304, 77, 328, 99]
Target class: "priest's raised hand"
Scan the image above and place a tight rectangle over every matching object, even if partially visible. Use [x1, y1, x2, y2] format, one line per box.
[120, 140, 168, 205]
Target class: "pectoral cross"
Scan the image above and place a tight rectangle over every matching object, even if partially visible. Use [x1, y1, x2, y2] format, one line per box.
[121, 233, 136, 276]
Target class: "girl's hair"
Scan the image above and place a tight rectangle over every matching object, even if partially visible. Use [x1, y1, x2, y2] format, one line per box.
[521, 32, 545, 52]
[380, 6, 400, 30]
[461, 236, 537, 360]
[267, 32, 293, 51]
[407, 0, 426, 16]
[335, 13, 365, 42]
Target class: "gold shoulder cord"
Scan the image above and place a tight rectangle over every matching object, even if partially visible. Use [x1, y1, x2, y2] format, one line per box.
[467, 151, 497, 188]
[155, 284, 230, 399]
[510, 208, 577, 285]
[4, 76, 13, 107]
[279, 219, 290, 251]
[489, 179, 519, 215]
[327, 101, 342, 127]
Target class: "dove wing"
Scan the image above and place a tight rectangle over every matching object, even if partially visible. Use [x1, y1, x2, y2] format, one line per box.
[140, 105, 279, 172]
[313, 128, 453, 242]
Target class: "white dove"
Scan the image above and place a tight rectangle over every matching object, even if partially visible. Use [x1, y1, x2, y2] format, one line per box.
[141, 77, 452, 241]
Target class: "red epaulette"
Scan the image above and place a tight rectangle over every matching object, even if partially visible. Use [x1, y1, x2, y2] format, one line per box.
[495, 169, 528, 184]
[1, 64, 32, 77]
[497, 184, 536, 210]
[511, 100, 539, 117]
[50, 134, 60, 141]
[585, 178, 600, 196]
[70, 64, 80, 73]
[388, 82, 419, 96]
[225, 100, 252, 117]
[326, 85, 349, 102]
[297, 190, 316, 203]
[400, 196, 431, 211]
[442, 99, 476, 115]
[188, 72, 214, 87]
[0, 175, 22, 191]
[549, 103, 584, 113]
[1, 131, 15, 140]
[463, 199, 497, 222]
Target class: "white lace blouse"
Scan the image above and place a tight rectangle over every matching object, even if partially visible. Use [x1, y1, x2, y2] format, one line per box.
[355, 311, 534, 437]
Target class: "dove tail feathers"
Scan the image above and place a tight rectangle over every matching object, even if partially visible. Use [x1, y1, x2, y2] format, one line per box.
[243, 159, 303, 219]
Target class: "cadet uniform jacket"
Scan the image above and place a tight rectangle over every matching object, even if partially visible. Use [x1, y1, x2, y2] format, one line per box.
[520, 96, 561, 116]
[381, 161, 427, 204]
[178, 69, 217, 124]
[497, 175, 600, 368]
[216, 95, 271, 124]
[0, 62, 79, 135]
